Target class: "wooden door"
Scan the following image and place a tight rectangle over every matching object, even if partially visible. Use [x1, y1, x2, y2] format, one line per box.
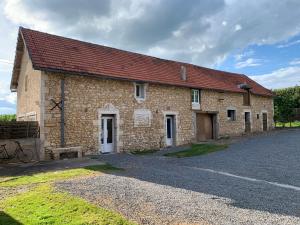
[262, 113, 267, 131]
[196, 113, 213, 141]
[244, 112, 251, 133]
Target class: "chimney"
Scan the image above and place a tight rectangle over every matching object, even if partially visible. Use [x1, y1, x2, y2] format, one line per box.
[180, 66, 187, 81]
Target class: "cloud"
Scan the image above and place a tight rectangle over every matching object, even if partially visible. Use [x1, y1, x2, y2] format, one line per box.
[251, 66, 300, 89]
[277, 39, 300, 48]
[3, 0, 300, 67]
[234, 49, 255, 61]
[235, 58, 261, 69]
[0, 59, 13, 64]
[0, 80, 16, 105]
[2, 93, 16, 104]
[3, 0, 111, 33]
[289, 58, 300, 65]
[0, 107, 16, 114]
[0, 58, 13, 72]
[234, 24, 242, 31]
[0, 99, 16, 115]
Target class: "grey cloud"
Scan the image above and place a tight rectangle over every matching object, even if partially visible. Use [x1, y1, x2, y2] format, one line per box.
[152, 0, 300, 66]
[117, 0, 224, 48]
[25, 0, 111, 25]
[3, 0, 300, 67]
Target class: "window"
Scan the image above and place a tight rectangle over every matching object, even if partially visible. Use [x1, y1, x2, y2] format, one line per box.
[227, 110, 236, 121]
[243, 90, 251, 106]
[257, 114, 260, 119]
[191, 89, 200, 104]
[135, 83, 145, 99]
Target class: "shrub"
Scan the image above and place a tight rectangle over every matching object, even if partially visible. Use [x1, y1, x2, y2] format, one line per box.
[0, 114, 16, 121]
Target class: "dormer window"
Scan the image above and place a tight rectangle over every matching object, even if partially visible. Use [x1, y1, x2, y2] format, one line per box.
[135, 83, 145, 100]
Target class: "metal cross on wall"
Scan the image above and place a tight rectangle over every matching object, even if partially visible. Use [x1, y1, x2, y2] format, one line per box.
[50, 99, 62, 111]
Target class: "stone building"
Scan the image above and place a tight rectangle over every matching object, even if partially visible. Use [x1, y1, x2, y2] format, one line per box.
[10, 27, 274, 160]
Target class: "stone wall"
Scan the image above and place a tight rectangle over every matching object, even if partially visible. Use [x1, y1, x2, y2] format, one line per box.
[41, 72, 273, 157]
[200, 90, 274, 136]
[43, 73, 194, 155]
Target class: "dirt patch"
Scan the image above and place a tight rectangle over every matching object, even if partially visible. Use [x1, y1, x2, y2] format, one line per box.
[0, 185, 33, 202]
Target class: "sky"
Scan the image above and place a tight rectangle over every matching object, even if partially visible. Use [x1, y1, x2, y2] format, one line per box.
[1, 0, 300, 114]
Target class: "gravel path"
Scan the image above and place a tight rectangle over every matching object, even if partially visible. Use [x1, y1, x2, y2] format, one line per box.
[57, 172, 299, 225]
[176, 129, 300, 187]
[56, 129, 300, 225]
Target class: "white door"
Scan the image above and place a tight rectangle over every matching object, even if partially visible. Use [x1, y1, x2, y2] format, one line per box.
[166, 116, 173, 146]
[101, 116, 114, 153]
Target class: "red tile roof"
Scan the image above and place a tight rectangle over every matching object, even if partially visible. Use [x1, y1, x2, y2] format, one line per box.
[12, 27, 273, 96]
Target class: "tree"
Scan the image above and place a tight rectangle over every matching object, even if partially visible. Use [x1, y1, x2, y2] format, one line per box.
[273, 86, 299, 126]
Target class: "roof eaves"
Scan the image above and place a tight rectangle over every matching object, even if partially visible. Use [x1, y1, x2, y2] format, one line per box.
[10, 27, 25, 92]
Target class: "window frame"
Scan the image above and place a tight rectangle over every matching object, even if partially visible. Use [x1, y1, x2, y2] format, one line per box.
[191, 89, 200, 104]
[227, 109, 236, 121]
[134, 83, 145, 100]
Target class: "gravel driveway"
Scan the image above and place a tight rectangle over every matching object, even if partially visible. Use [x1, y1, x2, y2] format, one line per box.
[57, 129, 300, 225]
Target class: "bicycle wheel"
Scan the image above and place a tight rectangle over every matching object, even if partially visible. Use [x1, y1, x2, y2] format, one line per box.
[17, 150, 33, 163]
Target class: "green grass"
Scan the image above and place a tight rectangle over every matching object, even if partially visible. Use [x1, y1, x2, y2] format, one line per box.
[0, 184, 136, 225]
[130, 149, 159, 155]
[0, 164, 133, 224]
[164, 144, 228, 158]
[275, 121, 300, 127]
[0, 164, 122, 187]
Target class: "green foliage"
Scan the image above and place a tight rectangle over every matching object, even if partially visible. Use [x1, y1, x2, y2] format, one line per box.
[164, 144, 228, 158]
[273, 86, 300, 125]
[0, 184, 136, 225]
[275, 121, 300, 128]
[0, 114, 16, 121]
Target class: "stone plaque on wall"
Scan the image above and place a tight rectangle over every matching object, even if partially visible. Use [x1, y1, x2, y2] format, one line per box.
[134, 109, 151, 127]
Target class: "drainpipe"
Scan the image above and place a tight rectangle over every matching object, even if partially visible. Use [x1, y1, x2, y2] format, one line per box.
[60, 79, 65, 147]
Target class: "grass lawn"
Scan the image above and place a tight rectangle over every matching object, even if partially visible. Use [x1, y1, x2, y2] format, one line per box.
[0, 184, 135, 225]
[164, 144, 228, 158]
[0, 164, 122, 187]
[130, 149, 159, 155]
[275, 121, 300, 128]
[0, 164, 136, 225]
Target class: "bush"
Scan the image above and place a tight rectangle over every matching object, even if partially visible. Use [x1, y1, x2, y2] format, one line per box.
[0, 114, 16, 121]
